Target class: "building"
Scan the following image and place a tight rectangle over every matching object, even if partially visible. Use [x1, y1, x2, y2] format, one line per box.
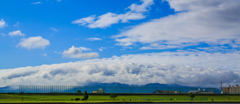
[189, 88, 215, 94]
[92, 88, 105, 93]
[223, 85, 240, 94]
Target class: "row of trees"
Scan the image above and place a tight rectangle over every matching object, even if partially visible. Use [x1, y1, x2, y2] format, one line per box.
[74, 90, 195, 101]
[74, 90, 118, 101]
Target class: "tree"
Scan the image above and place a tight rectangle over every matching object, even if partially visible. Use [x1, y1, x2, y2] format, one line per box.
[110, 93, 118, 100]
[189, 92, 195, 100]
[75, 98, 80, 101]
[76, 90, 82, 94]
[82, 90, 89, 100]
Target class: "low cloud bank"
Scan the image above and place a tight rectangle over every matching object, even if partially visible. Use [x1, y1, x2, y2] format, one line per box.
[1, 51, 240, 87]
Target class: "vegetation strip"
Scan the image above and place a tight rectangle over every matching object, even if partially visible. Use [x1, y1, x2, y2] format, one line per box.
[0, 94, 240, 103]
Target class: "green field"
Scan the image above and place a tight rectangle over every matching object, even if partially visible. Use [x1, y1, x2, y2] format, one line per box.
[0, 94, 240, 103]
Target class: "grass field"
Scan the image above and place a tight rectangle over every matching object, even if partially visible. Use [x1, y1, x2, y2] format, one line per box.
[0, 94, 240, 103]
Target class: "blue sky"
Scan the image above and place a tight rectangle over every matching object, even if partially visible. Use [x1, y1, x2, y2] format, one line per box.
[0, 0, 240, 87]
[0, 0, 173, 69]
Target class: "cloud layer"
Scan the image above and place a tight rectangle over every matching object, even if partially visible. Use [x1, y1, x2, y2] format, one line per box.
[114, 0, 240, 49]
[72, 0, 154, 28]
[0, 51, 240, 87]
[17, 36, 50, 49]
[62, 46, 99, 59]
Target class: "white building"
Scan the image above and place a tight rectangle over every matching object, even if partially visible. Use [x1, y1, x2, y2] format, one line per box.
[92, 88, 105, 93]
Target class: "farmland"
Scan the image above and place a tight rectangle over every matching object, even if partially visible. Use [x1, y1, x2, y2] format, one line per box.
[0, 94, 239, 103]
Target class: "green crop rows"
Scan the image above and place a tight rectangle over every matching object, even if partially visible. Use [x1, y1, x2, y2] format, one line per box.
[0, 94, 239, 103]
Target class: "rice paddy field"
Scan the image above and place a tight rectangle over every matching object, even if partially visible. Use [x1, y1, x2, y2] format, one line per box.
[0, 94, 240, 103]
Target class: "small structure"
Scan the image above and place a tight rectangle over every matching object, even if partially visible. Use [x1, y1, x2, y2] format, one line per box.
[223, 84, 240, 94]
[189, 88, 215, 94]
[92, 88, 105, 93]
[221, 91, 227, 94]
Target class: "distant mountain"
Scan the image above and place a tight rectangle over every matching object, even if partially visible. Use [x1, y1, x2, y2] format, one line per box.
[0, 83, 207, 89]
[142, 83, 190, 88]
[0, 85, 19, 90]
[0, 86, 12, 90]
[87, 82, 189, 88]
[87, 82, 131, 87]
[0, 85, 19, 93]
[0, 83, 220, 93]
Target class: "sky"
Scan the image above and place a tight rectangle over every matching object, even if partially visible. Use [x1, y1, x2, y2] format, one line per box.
[0, 0, 240, 87]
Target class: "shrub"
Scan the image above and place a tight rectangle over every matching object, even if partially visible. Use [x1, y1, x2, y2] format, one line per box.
[189, 92, 195, 100]
[19, 91, 24, 94]
[76, 90, 82, 94]
[75, 98, 80, 101]
[110, 93, 118, 100]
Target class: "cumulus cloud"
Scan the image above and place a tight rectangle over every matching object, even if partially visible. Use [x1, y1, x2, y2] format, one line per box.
[114, 0, 240, 49]
[62, 46, 99, 59]
[0, 19, 6, 28]
[31, 2, 42, 4]
[9, 30, 25, 37]
[17, 36, 50, 49]
[0, 51, 240, 87]
[86, 37, 102, 41]
[72, 0, 153, 28]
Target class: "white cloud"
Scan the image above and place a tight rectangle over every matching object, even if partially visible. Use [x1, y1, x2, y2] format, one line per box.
[114, 0, 240, 49]
[79, 47, 92, 51]
[0, 51, 240, 87]
[0, 19, 6, 28]
[62, 46, 99, 59]
[13, 22, 19, 27]
[140, 44, 180, 50]
[31, 2, 42, 4]
[72, 15, 96, 26]
[43, 54, 47, 57]
[9, 30, 25, 37]
[17, 36, 50, 49]
[86, 37, 102, 41]
[99, 47, 107, 51]
[72, 0, 153, 28]
[50, 27, 58, 32]
[57, 0, 61, 2]
[128, 0, 154, 12]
